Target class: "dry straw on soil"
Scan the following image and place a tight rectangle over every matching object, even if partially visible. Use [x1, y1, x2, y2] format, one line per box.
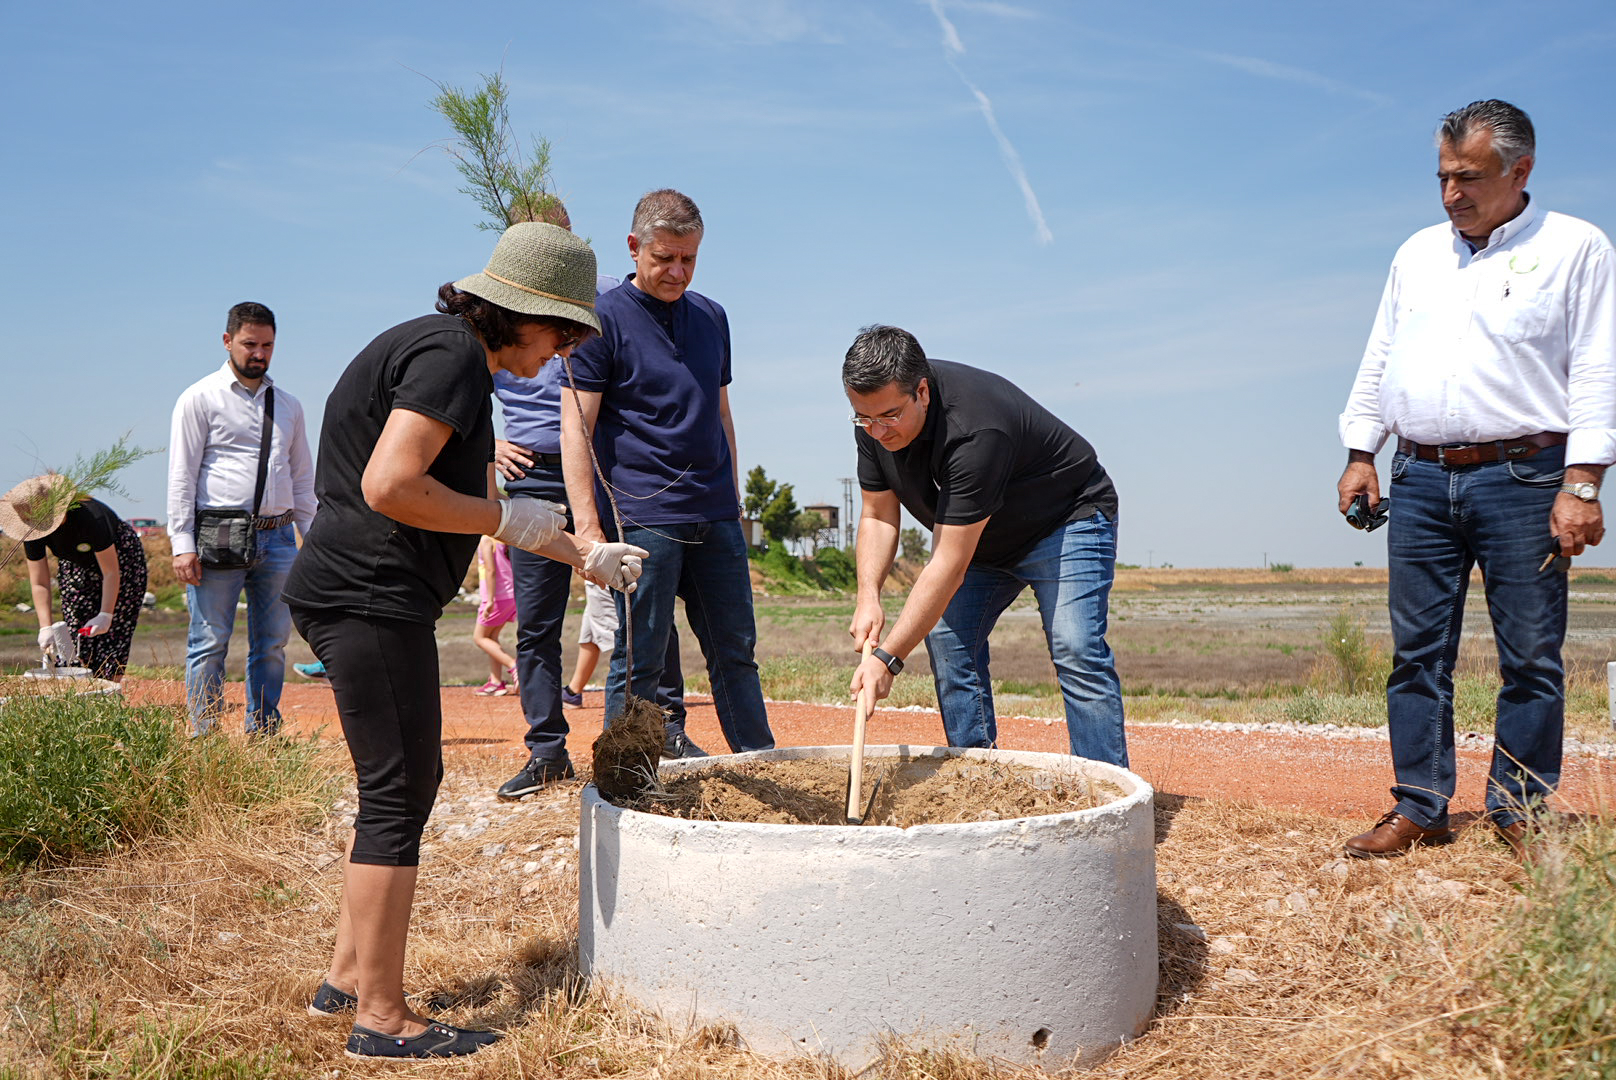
[4, 746, 1594, 1078]
[629, 756, 1123, 827]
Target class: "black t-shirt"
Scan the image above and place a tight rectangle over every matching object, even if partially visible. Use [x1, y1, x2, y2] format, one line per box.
[855, 359, 1118, 568]
[22, 498, 122, 569]
[282, 314, 494, 624]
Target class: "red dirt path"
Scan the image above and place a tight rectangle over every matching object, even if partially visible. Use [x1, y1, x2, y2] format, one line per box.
[125, 680, 1616, 826]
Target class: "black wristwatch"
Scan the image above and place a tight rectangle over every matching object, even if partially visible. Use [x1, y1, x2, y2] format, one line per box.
[871, 647, 904, 675]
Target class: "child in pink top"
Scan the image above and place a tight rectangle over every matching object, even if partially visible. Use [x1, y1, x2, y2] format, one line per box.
[473, 536, 517, 695]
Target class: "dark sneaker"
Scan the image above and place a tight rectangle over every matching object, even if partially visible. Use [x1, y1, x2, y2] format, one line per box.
[307, 980, 358, 1017]
[345, 1021, 501, 1060]
[561, 686, 584, 707]
[662, 725, 709, 760]
[496, 753, 575, 800]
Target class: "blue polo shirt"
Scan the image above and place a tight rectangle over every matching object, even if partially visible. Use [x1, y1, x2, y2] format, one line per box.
[495, 274, 620, 454]
[565, 276, 736, 524]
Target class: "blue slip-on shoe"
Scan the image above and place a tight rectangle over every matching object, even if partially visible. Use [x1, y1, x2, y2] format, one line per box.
[345, 1021, 501, 1060]
[307, 980, 358, 1017]
[560, 686, 583, 707]
[294, 661, 328, 680]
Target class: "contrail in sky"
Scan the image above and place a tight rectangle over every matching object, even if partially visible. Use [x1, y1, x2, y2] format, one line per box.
[924, 0, 1053, 245]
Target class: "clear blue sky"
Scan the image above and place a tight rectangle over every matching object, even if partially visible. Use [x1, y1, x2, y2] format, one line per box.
[3, 1, 1614, 567]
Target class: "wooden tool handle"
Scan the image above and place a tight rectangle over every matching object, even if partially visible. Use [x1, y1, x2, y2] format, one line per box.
[847, 640, 875, 823]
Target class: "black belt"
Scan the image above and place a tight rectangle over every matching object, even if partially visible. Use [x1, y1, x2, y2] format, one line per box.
[521, 450, 563, 467]
[1397, 431, 1567, 467]
[254, 510, 295, 529]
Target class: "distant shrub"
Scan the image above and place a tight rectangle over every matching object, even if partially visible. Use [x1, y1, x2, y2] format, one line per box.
[1269, 562, 1295, 573]
[812, 546, 855, 592]
[1320, 609, 1389, 694]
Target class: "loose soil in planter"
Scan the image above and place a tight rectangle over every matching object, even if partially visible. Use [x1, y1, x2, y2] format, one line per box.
[622, 756, 1126, 827]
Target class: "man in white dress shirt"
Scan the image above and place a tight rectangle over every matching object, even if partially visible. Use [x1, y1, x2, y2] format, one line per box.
[1337, 100, 1616, 859]
[168, 302, 316, 735]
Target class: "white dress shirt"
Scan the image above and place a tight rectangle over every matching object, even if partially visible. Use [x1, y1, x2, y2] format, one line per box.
[1339, 198, 1616, 466]
[167, 363, 317, 556]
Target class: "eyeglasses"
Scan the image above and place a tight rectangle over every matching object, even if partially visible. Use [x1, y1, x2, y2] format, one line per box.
[850, 400, 911, 432]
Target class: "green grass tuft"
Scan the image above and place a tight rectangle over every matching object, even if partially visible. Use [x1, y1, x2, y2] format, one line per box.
[37, 1003, 301, 1080]
[1470, 816, 1616, 1076]
[0, 694, 327, 871]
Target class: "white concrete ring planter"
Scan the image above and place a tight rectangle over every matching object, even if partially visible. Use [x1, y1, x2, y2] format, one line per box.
[579, 744, 1157, 1069]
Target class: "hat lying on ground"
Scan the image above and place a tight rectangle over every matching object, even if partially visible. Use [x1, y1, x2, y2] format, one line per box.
[453, 222, 601, 333]
[0, 474, 74, 541]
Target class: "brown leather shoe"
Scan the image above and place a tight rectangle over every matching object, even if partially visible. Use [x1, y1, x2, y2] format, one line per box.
[1496, 820, 1528, 861]
[1344, 811, 1453, 858]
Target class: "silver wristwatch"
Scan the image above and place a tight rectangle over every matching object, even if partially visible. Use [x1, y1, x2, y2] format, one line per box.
[1560, 481, 1600, 502]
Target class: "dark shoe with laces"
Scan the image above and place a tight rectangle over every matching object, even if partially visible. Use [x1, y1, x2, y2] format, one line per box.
[496, 753, 575, 801]
[307, 980, 358, 1017]
[561, 685, 583, 707]
[1344, 811, 1453, 858]
[662, 724, 709, 760]
[345, 1020, 501, 1060]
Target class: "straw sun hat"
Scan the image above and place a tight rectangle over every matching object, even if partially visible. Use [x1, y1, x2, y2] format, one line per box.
[0, 473, 74, 542]
[453, 222, 601, 333]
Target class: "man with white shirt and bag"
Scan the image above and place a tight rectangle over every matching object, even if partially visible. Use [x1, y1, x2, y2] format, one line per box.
[168, 302, 316, 736]
[1337, 100, 1616, 859]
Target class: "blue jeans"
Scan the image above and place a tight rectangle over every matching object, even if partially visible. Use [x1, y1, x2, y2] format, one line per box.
[507, 464, 684, 761]
[185, 522, 297, 735]
[1386, 445, 1567, 829]
[604, 518, 774, 753]
[926, 513, 1128, 766]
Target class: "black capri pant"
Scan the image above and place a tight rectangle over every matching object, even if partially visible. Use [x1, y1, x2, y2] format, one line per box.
[290, 607, 444, 866]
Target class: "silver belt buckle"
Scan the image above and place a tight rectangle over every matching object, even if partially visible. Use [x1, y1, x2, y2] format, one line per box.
[1435, 445, 1448, 466]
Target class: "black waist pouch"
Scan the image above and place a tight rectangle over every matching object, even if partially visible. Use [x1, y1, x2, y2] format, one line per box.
[195, 508, 258, 569]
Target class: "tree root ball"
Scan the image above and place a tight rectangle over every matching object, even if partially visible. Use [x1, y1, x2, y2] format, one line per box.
[591, 696, 665, 801]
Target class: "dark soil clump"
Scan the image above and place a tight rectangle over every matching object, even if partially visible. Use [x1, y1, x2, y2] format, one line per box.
[623, 756, 1126, 827]
[590, 697, 665, 802]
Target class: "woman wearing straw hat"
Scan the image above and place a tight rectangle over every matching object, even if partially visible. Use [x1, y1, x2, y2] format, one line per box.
[281, 222, 647, 1061]
[0, 475, 149, 682]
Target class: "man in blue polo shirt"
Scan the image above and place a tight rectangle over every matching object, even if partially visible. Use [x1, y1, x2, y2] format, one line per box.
[562, 188, 774, 755]
[491, 201, 693, 801]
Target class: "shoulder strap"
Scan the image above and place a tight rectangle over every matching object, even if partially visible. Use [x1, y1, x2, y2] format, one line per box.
[252, 387, 275, 516]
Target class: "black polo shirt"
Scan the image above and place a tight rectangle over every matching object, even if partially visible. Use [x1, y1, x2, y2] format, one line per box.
[283, 314, 494, 624]
[855, 359, 1117, 568]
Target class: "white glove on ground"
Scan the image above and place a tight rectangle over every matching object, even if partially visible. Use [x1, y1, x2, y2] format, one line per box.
[492, 498, 567, 553]
[584, 541, 649, 593]
[81, 613, 113, 637]
[37, 626, 54, 650]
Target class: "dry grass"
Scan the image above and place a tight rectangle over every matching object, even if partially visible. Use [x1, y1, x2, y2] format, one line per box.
[3, 746, 1594, 1078]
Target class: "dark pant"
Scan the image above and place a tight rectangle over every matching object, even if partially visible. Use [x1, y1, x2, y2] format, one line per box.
[605, 518, 773, 753]
[1385, 445, 1567, 829]
[292, 607, 443, 867]
[507, 463, 684, 761]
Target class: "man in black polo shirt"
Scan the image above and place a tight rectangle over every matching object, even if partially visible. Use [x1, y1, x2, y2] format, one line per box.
[844, 325, 1127, 766]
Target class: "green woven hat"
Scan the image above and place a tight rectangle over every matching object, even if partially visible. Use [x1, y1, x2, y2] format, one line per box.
[453, 222, 601, 333]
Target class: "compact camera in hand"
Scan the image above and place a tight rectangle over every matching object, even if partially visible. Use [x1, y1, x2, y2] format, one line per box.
[1345, 494, 1388, 532]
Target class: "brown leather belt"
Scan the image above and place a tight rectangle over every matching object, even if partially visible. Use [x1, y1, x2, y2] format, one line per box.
[254, 510, 295, 529]
[1397, 431, 1567, 467]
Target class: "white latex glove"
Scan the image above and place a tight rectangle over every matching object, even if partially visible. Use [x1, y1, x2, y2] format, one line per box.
[584, 541, 649, 593]
[37, 626, 54, 651]
[492, 498, 566, 553]
[80, 613, 113, 637]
